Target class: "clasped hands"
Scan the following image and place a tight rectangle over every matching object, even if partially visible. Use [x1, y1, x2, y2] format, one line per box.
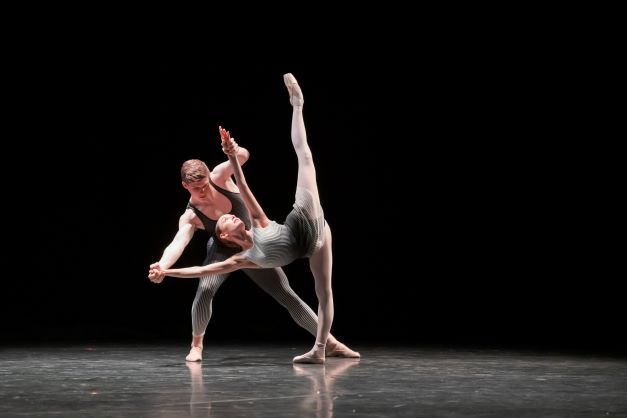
[148, 262, 165, 283]
[219, 126, 239, 156]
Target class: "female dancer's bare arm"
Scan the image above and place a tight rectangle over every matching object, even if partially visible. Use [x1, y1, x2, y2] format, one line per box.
[149, 254, 259, 279]
[219, 127, 269, 228]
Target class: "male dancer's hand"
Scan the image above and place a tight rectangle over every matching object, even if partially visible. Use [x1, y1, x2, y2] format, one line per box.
[148, 262, 166, 283]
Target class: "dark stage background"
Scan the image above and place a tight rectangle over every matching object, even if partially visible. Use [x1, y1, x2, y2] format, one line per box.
[3, 37, 622, 354]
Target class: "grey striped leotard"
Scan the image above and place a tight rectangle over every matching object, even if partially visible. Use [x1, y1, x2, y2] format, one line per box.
[243, 187, 326, 268]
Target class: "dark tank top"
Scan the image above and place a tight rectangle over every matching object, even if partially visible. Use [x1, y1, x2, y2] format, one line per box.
[187, 178, 252, 266]
[186, 178, 251, 235]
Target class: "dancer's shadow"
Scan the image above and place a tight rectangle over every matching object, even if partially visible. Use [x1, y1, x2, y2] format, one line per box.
[187, 362, 211, 417]
[293, 360, 360, 418]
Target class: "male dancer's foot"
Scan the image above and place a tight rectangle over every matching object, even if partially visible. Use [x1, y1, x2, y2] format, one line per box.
[284, 73, 304, 106]
[293, 342, 325, 364]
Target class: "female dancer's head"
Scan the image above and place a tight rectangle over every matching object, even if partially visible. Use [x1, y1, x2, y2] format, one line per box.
[215, 214, 247, 248]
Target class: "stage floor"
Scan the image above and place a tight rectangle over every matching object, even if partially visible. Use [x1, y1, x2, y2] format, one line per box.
[1, 343, 625, 417]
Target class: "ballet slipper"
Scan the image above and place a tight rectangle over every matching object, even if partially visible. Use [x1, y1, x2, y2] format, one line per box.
[185, 345, 203, 362]
[293, 344, 325, 364]
[325, 341, 361, 358]
[283, 73, 304, 106]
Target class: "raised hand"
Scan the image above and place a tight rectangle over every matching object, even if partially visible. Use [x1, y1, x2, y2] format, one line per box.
[218, 126, 239, 156]
[219, 125, 231, 143]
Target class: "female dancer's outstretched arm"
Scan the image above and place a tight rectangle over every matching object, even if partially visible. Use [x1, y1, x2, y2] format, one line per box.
[148, 253, 258, 279]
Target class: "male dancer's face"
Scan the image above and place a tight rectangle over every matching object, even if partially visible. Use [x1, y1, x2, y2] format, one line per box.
[183, 178, 210, 199]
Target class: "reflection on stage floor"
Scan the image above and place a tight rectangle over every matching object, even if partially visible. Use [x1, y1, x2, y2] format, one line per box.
[1, 343, 625, 417]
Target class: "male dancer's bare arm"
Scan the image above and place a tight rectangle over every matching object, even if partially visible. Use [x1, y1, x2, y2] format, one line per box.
[159, 217, 196, 267]
[212, 144, 250, 184]
[148, 214, 196, 283]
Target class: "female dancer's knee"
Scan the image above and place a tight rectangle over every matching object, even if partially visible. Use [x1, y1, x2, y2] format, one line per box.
[314, 285, 333, 305]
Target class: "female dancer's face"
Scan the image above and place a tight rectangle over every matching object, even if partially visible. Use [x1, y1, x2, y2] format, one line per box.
[217, 214, 245, 241]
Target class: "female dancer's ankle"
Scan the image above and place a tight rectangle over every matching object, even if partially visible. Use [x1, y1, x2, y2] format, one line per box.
[313, 342, 326, 355]
[191, 335, 204, 348]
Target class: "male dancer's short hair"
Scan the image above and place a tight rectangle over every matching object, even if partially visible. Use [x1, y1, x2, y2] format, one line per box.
[181, 159, 209, 183]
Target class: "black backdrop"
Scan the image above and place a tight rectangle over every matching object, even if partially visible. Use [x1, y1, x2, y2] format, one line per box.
[3, 35, 622, 353]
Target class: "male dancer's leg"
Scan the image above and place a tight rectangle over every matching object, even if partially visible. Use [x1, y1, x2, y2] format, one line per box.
[186, 273, 228, 361]
[244, 267, 359, 358]
[191, 274, 228, 338]
[243, 267, 318, 334]
[186, 238, 233, 362]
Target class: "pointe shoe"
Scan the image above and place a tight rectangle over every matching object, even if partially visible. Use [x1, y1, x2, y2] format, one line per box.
[293, 347, 325, 364]
[185, 345, 203, 362]
[283, 73, 304, 106]
[325, 341, 360, 358]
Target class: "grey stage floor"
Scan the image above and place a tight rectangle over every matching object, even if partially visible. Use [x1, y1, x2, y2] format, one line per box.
[1, 343, 626, 417]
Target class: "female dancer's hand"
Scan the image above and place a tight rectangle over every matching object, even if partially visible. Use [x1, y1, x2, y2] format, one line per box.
[219, 126, 239, 156]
